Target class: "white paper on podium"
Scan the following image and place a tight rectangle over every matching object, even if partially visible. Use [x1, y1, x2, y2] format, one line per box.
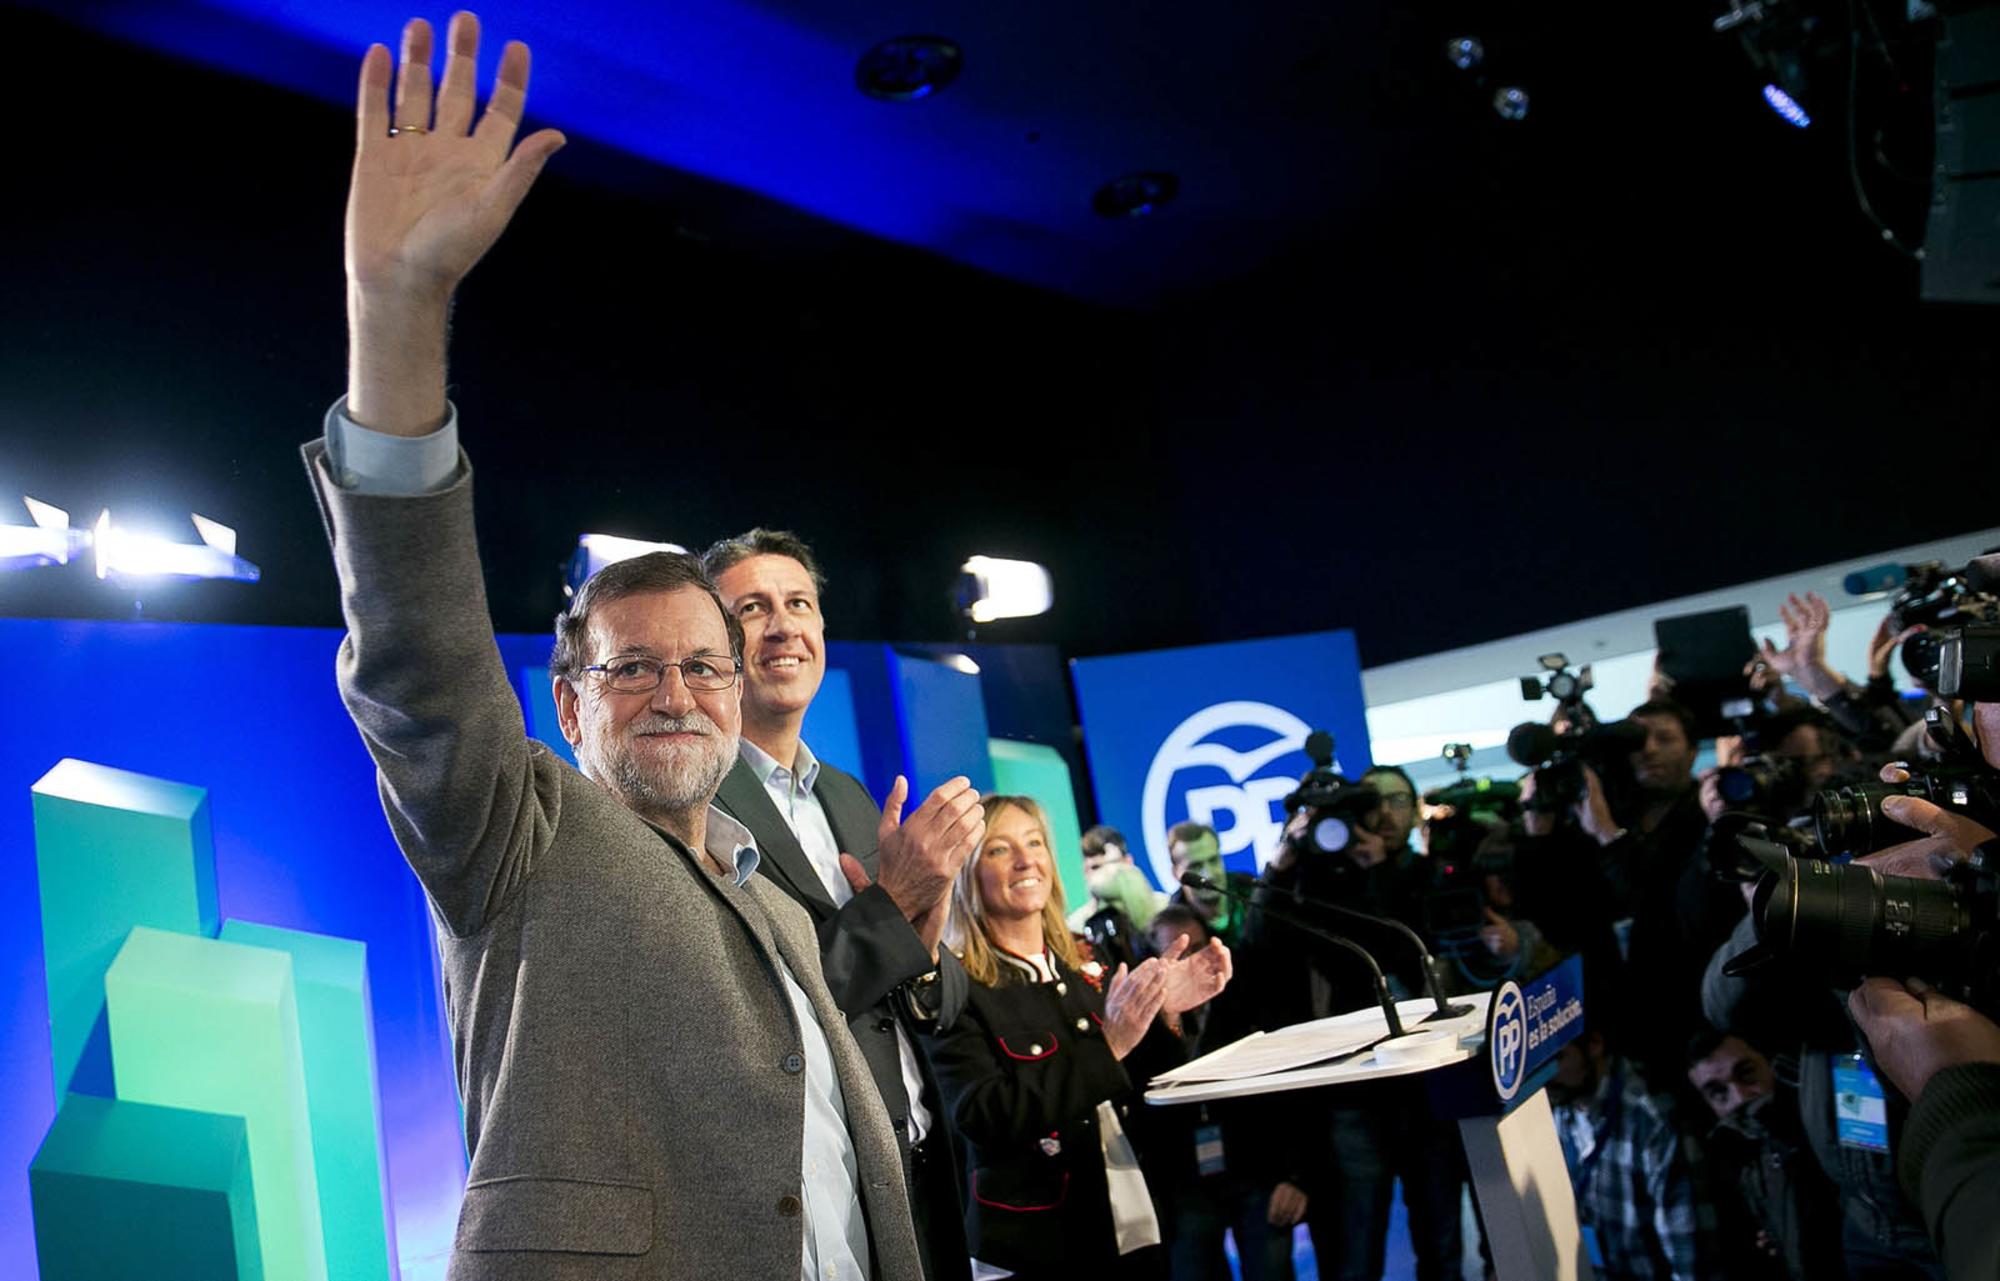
[1145, 994, 1492, 1104]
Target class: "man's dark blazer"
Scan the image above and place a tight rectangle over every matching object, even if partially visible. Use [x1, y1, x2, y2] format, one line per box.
[716, 758, 973, 1281]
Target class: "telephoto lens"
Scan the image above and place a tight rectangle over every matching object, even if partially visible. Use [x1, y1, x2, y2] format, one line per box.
[1716, 756, 1805, 813]
[1813, 781, 1935, 856]
[1747, 856, 1976, 987]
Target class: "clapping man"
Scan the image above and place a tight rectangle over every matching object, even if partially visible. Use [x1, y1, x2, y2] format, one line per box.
[705, 529, 984, 1281]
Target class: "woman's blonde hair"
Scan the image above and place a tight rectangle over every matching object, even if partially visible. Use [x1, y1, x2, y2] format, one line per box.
[951, 794, 1084, 988]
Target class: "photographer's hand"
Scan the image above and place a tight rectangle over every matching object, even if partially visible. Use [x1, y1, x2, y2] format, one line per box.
[1576, 766, 1622, 847]
[1479, 906, 1521, 962]
[1854, 766, 1996, 880]
[1849, 976, 2000, 1101]
[1517, 772, 1557, 838]
[1697, 767, 1729, 824]
[1345, 824, 1389, 869]
[1868, 613, 1923, 681]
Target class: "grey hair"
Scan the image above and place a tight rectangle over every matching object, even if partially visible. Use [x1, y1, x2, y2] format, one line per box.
[550, 552, 745, 683]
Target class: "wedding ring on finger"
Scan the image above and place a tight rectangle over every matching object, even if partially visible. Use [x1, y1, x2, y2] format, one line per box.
[391, 124, 430, 136]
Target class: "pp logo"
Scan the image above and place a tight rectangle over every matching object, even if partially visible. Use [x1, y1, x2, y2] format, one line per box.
[1139, 701, 1311, 892]
[1490, 981, 1527, 1102]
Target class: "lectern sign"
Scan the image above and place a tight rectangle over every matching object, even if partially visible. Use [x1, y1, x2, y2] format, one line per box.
[1486, 954, 1586, 1106]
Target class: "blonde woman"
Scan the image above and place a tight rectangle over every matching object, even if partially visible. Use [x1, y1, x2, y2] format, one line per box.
[925, 795, 1232, 1280]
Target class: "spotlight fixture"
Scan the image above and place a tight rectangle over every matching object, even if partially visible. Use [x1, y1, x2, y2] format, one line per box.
[1492, 87, 1530, 121]
[563, 532, 689, 599]
[956, 556, 1053, 624]
[1444, 37, 1485, 71]
[1761, 82, 1812, 127]
[0, 497, 88, 571]
[856, 36, 963, 101]
[1091, 172, 1180, 218]
[939, 653, 982, 676]
[92, 510, 259, 582]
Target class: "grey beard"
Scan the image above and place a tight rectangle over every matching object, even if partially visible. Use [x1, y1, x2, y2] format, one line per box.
[582, 713, 738, 819]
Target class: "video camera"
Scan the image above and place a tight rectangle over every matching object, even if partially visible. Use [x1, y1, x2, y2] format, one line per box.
[1279, 730, 1382, 859]
[1506, 655, 1645, 815]
[1419, 744, 1523, 941]
[1846, 556, 2000, 690]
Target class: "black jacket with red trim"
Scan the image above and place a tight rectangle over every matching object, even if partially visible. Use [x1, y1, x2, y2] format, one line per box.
[922, 946, 1185, 1275]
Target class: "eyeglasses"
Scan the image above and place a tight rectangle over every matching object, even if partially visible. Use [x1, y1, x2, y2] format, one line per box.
[1375, 793, 1416, 812]
[581, 653, 741, 693]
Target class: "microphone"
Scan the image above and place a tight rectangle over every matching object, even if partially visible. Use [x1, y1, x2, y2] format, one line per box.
[1842, 562, 1909, 596]
[1180, 872, 1410, 1039]
[1506, 722, 1559, 769]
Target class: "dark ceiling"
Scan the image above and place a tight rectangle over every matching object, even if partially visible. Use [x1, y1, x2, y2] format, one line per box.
[4, 1, 1998, 669]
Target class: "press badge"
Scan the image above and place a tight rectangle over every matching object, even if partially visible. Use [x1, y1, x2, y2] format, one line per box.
[1833, 1054, 1890, 1153]
[1194, 1123, 1226, 1177]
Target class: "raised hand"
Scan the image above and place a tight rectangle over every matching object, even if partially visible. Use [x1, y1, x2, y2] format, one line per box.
[346, 13, 565, 434]
[1102, 959, 1167, 1060]
[1759, 591, 1842, 699]
[872, 775, 985, 955]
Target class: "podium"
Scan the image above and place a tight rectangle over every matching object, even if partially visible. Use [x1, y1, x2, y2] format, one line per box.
[1146, 955, 1594, 1281]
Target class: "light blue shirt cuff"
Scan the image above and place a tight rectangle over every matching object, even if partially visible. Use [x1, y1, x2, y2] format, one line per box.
[322, 396, 460, 496]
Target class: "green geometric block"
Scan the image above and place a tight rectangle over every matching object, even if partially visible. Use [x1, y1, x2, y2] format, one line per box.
[107, 927, 328, 1281]
[30, 1092, 262, 1281]
[988, 739, 1088, 911]
[32, 758, 219, 1100]
[221, 920, 396, 1281]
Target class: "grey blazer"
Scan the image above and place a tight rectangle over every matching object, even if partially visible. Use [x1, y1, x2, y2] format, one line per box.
[306, 442, 923, 1281]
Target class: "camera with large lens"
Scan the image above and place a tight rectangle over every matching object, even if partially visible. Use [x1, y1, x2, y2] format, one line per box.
[1714, 754, 1809, 817]
[1881, 560, 2000, 690]
[1506, 653, 1645, 816]
[1812, 766, 2000, 857]
[1280, 729, 1381, 858]
[1725, 832, 2000, 1007]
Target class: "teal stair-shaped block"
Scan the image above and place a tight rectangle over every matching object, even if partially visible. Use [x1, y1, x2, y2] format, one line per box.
[32, 758, 219, 1099]
[30, 1092, 262, 1281]
[222, 920, 398, 1281]
[107, 927, 328, 1281]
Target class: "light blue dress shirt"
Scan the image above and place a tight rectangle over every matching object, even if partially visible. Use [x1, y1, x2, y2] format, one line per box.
[738, 738, 933, 1143]
[325, 399, 871, 1281]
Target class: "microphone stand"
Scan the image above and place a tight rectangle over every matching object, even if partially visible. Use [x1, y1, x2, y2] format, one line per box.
[1272, 881, 1477, 1022]
[1181, 872, 1408, 1038]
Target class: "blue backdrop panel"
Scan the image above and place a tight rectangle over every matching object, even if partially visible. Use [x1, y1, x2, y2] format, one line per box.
[0, 619, 468, 1281]
[888, 650, 996, 802]
[798, 667, 863, 782]
[1069, 631, 1371, 891]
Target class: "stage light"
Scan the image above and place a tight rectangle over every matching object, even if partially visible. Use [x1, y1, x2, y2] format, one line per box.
[940, 653, 982, 675]
[1445, 37, 1485, 71]
[563, 532, 690, 599]
[1092, 172, 1180, 218]
[92, 510, 260, 583]
[957, 556, 1053, 624]
[1761, 83, 1811, 127]
[855, 36, 963, 101]
[1492, 87, 1530, 121]
[0, 497, 88, 571]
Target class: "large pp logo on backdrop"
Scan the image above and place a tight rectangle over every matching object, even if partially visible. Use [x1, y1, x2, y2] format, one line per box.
[1070, 631, 1373, 890]
[1139, 702, 1311, 889]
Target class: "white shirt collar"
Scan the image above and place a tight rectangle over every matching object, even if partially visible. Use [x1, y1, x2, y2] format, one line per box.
[738, 737, 821, 796]
[702, 806, 762, 886]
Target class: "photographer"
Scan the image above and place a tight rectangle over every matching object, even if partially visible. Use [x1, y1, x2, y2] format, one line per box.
[1683, 1027, 1846, 1281]
[1841, 701, 2000, 1279]
[1701, 790, 1961, 1279]
[1512, 700, 1712, 1073]
[1240, 764, 1466, 1281]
